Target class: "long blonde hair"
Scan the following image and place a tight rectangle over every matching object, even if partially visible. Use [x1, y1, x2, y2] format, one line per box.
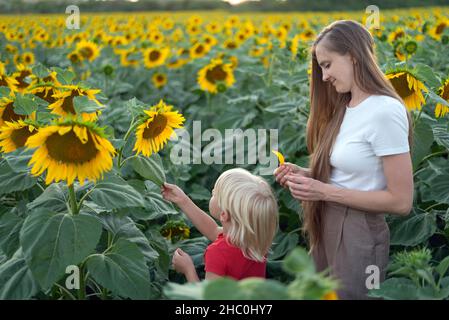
[304, 20, 413, 250]
[214, 168, 279, 262]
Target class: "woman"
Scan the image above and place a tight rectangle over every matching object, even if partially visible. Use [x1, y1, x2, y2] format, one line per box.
[274, 20, 414, 300]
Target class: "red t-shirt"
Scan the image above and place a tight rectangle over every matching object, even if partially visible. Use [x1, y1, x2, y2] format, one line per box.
[204, 233, 266, 280]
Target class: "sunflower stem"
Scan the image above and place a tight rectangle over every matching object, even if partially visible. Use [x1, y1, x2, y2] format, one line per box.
[413, 108, 424, 129]
[77, 264, 86, 300]
[68, 184, 79, 215]
[117, 119, 139, 169]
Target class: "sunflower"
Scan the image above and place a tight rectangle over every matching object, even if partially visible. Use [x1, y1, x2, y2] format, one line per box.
[386, 70, 428, 110]
[21, 52, 35, 66]
[0, 120, 37, 153]
[0, 62, 18, 92]
[67, 51, 82, 64]
[197, 59, 235, 94]
[0, 98, 28, 127]
[223, 39, 239, 50]
[11, 66, 33, 92]
[152, 73, 167, 89]
[133, 100, 185, 157]
[48, 85, 102, 121]
[143, 47, 170, 69]
[321, 291, 338, 300]
[160, 220, 190, 242]
[26, 121, 115, 186]
[190, 43, 210, 60]
[429, 21, 448, 41]
[388, 28, 406, 43]
[118, 48, 139, 67]
[75, 40, 100, 62]
[435, 78, 449, 118]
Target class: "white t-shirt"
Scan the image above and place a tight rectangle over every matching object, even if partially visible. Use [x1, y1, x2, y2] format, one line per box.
[329, 95, 410, 191]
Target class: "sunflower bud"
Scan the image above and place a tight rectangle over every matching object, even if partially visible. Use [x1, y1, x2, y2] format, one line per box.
[103, 65, 114, 76]
[404, 40, 418, 54]
[442, 35, 449, 45]
[217, 82, 227, 93]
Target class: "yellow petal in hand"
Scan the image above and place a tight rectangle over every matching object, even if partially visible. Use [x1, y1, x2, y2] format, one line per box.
[272, 150, 285, 165]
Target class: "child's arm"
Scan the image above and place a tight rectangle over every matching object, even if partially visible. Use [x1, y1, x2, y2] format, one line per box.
[162, 182, 222, 242]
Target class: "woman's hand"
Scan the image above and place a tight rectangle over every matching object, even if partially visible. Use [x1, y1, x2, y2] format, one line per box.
[172, 248, 196, 276]
[286, 173, 333, 201]
[274, 162, 310, 188]
[161, 182, 190, 207]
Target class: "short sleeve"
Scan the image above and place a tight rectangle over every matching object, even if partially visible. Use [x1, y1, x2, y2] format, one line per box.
[366, 102, 410, 156]
[204, 244, 227, 276]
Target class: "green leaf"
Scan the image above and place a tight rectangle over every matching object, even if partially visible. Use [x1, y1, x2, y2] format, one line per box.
[0, 249, 40, 299]
[73, 95, 104, 114]
[99, 213, 159, 262]
[415, 63, 441, 89]
[0, 210, 23, 258]
[389, 209, 437, 246]
[86, 239, 155, 299]
[269, 231, 299, 260]
[368, 277, 418, 300]
[203, 277, 243, 299]
[130, 154, 166, 187]
[432, 123, 449, 150]
[32, 64, 50, 79]
[265, 101, 297, 113]
[436, 256, 449, 279]
[283, 247, 315, 275]
[55, 68, 75, 85]
[189, 183, 211, 201]
[27, 183, 68, 212]
[412, 119, 434, 169]
[20, 208, 102, 290]
[0, 161, 37, 195]
[0, 87, 11, 98]
[89, 174, 145, 209]
[2, 148, 34, 173]
[237, 278, 289, 299]
[13, 93, 47, 115]
[164, 281, 205, 299]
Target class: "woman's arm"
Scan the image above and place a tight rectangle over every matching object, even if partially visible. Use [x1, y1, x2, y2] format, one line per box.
[286, 153, 414, 215]
[162, 183, 222, 241]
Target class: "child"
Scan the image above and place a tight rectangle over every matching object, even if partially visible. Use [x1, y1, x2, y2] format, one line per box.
[161, 168, 279, 282]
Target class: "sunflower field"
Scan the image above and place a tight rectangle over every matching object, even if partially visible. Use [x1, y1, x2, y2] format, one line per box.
[0, 6, 449, 300]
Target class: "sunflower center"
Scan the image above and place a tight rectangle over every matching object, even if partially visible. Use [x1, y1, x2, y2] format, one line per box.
[436, 22, 447, 35]
[195, 45, 204, 54]
[143, 114, 168, 139]
[61, 91, 81, 114]
[226, 42, 237, 49]
[2, 102, 26, 122]
[149, 50, 161, 61]
[157, 75, 165, 82]
[46, 130, 98, 164]
[11, 126, 36, 148]
[0, 77, 7, 87]
[15, 70, 31, 89]
[36, 88, 57, 103]
[389, 73, 414, 98]
[205, 65, 227, 84]
[79, 46, 94, 59]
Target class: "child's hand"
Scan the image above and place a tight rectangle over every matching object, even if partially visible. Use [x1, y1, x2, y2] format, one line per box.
[172, 248, 195, 275]
[161, 182, 190, 206]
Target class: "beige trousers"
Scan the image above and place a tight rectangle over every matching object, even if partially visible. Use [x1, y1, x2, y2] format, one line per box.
[311, 201, 390, 300]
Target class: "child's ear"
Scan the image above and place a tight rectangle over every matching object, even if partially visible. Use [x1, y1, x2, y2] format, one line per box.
[220, 210, 230, 222]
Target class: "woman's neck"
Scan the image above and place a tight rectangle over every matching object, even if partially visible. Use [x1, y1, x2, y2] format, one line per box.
[349, 86, 371, 108]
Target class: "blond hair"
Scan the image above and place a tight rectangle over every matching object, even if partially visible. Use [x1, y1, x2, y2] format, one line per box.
[214, 168, 279, 262]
